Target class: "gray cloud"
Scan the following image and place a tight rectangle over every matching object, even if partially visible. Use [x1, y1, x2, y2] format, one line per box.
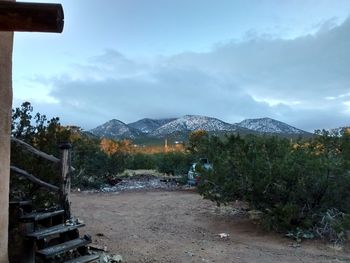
[169, 18, 350, 101]
[36, 18, 350, 131]
[46, 68, 276, 128]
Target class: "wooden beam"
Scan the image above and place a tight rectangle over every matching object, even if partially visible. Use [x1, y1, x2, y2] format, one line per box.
[10, 165, 59, 192]
[11, 137, 61, 163]
[0, 2, 64, 33]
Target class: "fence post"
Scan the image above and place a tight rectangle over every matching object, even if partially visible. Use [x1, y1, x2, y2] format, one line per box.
[59, 142, 72, 220]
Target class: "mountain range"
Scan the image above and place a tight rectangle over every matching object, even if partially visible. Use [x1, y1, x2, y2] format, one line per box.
[90, 115, 312, 142]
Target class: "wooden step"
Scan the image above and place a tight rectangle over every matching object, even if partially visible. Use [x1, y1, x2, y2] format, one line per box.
[20, 209, 64, 222]
[26, 222, 85, 240]
[64, 254, 100, 263]
[9, 200, 32, 206]
[36, 237, 91, 258]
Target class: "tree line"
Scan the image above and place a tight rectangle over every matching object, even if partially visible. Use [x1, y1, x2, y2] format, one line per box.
[11, 102, 350, 242]
[10, 102, 193, 190]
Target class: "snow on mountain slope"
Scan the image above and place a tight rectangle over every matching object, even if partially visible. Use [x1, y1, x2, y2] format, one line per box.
[237, 117, 307, 134]
[150, 115, 237, 137]
[128, 118, 176, 134]
[327, 126, 350, 137]
[90, 119, 143, 139]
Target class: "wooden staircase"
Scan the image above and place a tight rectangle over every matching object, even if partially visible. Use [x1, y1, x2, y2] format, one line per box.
[9, 140, 100, 263]
[10, 200, 99, 262]
[10, 200, 99, 263]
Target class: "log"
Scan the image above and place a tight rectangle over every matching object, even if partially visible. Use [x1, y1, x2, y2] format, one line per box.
[11, 137, 60, 164]
[10, 165, 59, 192]
[0, 2, 64, 32]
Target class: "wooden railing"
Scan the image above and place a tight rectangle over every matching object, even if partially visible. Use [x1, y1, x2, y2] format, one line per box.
[10, 138, 72, 219]
[11, 137, 61, 163]
[10, 166, 59, 192]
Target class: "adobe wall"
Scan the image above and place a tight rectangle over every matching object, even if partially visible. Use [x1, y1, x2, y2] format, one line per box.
[0, 0, 15, 262]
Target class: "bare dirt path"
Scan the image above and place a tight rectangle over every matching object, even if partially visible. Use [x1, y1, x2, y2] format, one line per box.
[71, 190, 350, 263]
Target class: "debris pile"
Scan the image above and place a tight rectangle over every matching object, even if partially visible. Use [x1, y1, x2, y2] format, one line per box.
[99, 253, 123, 263]
[89, 244, 123, 262]
[218, 233, 230, 239]
[97, 173, 190, 193]
[101, 178, 177, 192]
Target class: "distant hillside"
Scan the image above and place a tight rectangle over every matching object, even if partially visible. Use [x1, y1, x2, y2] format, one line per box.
[128, 118, 176, 134]
[236, 117, 309, 135]
[90, 119, 143, 139]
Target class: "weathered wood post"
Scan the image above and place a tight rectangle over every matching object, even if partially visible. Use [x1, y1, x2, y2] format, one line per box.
[0, 2, 63, 261]
[59, 142, 72, 220]
[0, 1, 15, 262]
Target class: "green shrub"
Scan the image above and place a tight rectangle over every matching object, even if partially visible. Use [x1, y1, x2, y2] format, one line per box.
[71, 137, 130, 188]
[313, 209, 350, 244]
[127, 153, 157, 170]
[197, 132, 350, 242]
[155, 152, 194, 175]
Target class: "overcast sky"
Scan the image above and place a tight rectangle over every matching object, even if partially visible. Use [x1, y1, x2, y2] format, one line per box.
[13, 0, 350, 132]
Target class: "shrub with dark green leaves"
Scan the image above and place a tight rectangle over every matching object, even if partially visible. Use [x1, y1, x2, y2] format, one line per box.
[127, 153, 157, 170]
[155, 152, 194, 175]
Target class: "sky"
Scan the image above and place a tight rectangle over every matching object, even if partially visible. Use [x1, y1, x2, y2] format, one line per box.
[12, 0, 350, 132]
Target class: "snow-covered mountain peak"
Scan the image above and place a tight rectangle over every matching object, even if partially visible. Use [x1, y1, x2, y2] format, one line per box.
[90, 119, 142, 139]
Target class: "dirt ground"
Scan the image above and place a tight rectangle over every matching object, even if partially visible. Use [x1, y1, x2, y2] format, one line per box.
[71, 190, 350, 263]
